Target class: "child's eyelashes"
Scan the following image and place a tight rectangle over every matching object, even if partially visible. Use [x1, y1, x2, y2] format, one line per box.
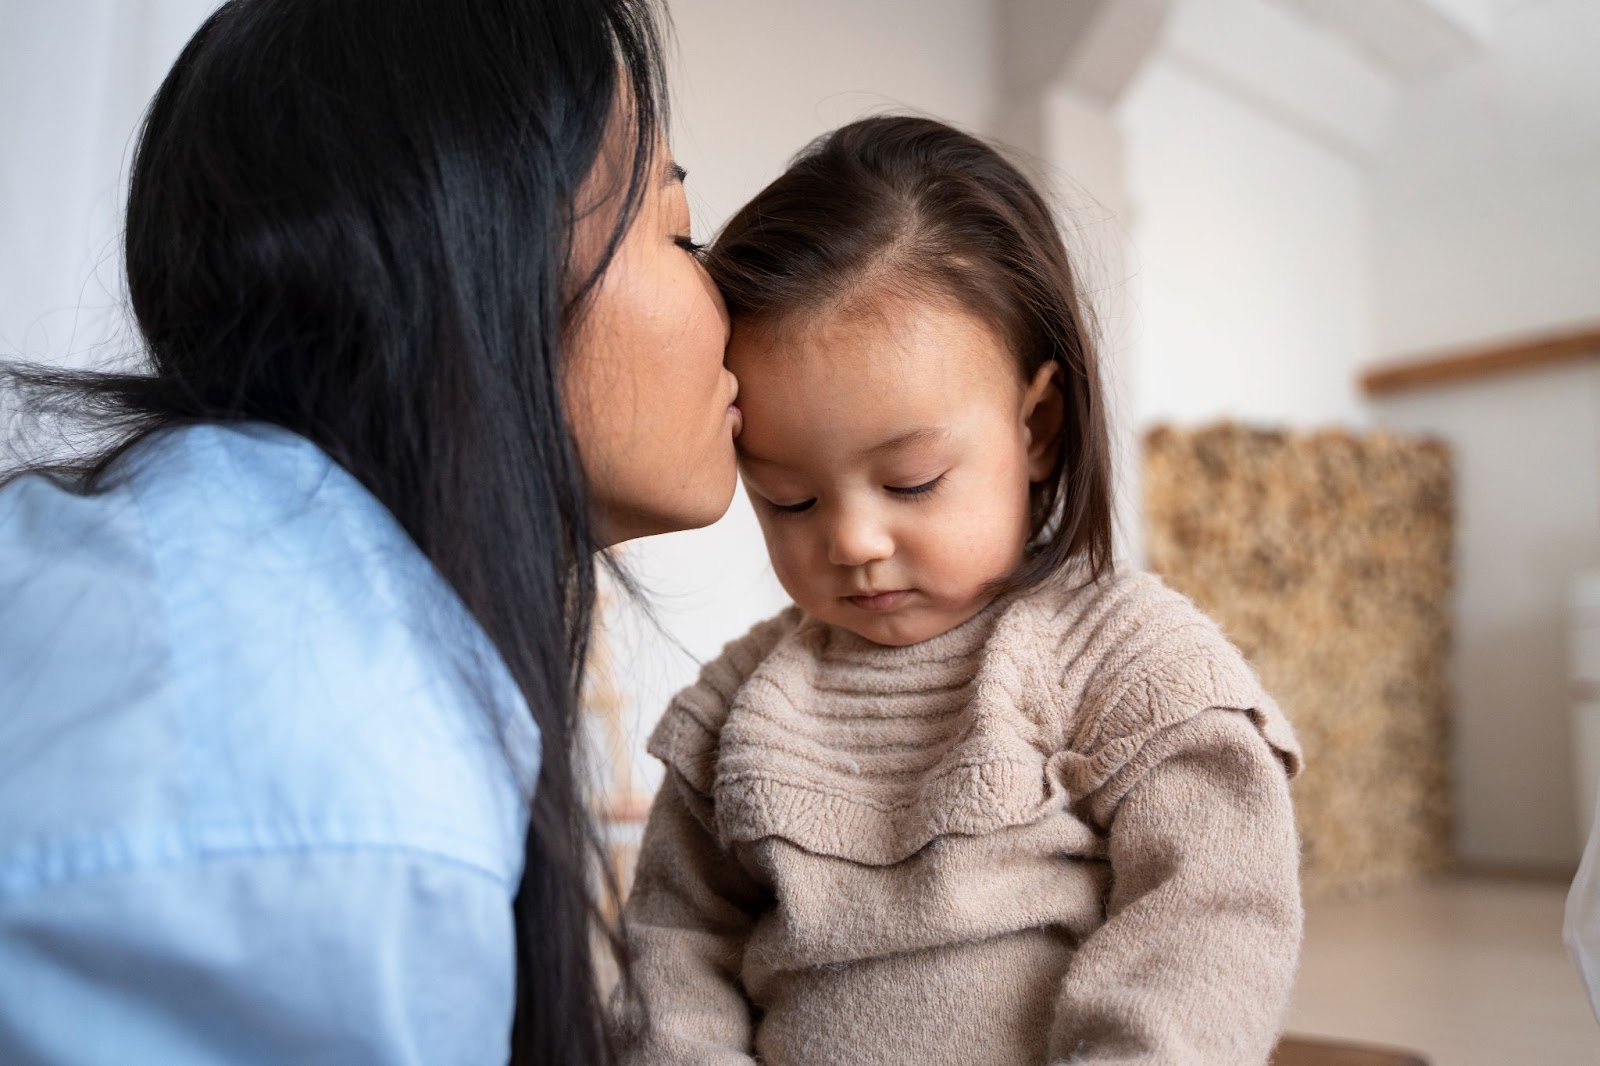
[887, 474, 944, 500]
[758, 476, 945, 517]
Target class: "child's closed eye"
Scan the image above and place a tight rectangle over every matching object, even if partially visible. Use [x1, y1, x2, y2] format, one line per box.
[886, 475, 944, 499]
[752, 474, 942, 516]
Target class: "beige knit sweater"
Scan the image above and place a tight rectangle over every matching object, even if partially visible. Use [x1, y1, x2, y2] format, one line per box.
[618, 567, 1303, 1066]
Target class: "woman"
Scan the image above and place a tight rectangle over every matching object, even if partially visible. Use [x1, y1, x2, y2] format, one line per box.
[0, 1, 732, 1063]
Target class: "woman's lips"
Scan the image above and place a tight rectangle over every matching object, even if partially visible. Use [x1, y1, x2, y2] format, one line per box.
[846, 589, 911, 611]
[725, 373, 742, 437]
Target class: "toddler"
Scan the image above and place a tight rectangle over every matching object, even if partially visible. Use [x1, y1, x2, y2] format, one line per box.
[618, 116, 1303, 1066]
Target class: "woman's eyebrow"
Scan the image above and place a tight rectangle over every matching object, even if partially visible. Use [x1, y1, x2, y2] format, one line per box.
[665, 161, 687, 186]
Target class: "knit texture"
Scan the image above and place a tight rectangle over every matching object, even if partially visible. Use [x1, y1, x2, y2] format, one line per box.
[619, 567, 1304, 1065]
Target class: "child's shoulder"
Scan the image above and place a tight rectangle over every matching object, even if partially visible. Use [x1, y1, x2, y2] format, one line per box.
[1007, 563, 1237, 670]
[694, 604, 807, 696]
[644, 605, 806, 793]
[1006, 564, 1301, 773]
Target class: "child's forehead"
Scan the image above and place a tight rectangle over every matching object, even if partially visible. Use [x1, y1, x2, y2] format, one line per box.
[726, 294, 1031, 475]
[739, 423, 954, 471]
[728, 295, 1018, 387]
[729, 320, 1017, 473]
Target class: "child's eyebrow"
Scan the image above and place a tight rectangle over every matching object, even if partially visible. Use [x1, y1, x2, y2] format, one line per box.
[735, 446, 785, 469]
[862, 426, 950, 459]
[738, 426, 950, 470]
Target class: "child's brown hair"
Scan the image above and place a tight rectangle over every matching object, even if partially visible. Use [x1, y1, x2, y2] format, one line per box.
[706, 115, 1114, 590]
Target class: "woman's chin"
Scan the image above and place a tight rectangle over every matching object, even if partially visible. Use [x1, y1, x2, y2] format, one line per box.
[673, 488, 737, 534]
[600, 475, 738, 545]
[676, 465, 741, 530]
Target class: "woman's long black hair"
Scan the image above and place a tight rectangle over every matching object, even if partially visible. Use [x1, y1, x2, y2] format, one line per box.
[3, 0, 666, 1061]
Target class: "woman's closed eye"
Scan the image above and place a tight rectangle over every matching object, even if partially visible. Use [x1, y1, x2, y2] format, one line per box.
[675, 235, 706, 258]
[767, 497, 816, 515]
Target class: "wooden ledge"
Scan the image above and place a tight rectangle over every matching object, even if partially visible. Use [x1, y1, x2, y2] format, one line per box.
[1362, 322, 1600, 397]
[1274, 1035, 1428, 1065]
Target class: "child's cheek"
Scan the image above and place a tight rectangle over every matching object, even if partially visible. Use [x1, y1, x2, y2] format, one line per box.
[938, 497, 1027, 588]
[769, 532, 819, 600]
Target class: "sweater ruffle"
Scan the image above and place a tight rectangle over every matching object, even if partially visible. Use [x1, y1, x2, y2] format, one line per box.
[647, 569, 1301, 867]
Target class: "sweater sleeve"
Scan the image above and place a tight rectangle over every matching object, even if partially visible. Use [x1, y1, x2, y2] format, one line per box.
[616, 611, 799, 1065]
[1046, 707, 1303, 1065]
[617, 771, 769, 1066]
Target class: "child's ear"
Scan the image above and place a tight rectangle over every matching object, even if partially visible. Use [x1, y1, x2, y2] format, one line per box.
[1022, 361, 1064, 483]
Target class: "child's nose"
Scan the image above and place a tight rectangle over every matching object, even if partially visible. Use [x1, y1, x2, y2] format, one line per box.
[826, 511, 893, 568]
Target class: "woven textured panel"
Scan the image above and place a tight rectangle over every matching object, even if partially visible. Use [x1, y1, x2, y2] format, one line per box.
[1144, 423, 1455, 898]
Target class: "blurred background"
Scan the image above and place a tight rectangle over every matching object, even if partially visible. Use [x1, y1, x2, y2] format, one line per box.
[4, 1, 1598, 1062]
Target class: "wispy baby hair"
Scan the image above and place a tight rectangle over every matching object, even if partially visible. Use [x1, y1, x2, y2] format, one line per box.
[706, 114, 1114, 591]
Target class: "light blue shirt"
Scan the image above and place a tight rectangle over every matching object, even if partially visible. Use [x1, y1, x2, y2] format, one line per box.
[0, 422, 539, 1065]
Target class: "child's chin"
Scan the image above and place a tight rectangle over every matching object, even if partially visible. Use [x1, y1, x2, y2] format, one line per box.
[837, 611, 953, 648]
[831, 594, 998, 648]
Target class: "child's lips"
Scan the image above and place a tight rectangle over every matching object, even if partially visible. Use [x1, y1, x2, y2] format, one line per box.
[845, 589, 912, 611]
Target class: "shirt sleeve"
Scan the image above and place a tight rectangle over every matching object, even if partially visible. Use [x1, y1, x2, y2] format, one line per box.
[0, 843, 518, 1066]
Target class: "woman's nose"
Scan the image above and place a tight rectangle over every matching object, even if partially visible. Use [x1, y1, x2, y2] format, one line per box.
[826, 510, 893, 568]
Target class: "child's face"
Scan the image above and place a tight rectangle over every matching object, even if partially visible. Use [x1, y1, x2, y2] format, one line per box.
[728, 298, 1060, 647]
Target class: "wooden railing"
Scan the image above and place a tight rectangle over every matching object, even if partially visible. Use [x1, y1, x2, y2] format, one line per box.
[1362, 322, 1600, 397]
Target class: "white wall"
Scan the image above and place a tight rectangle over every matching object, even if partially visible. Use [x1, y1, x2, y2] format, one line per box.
[0, 0, 217, 371]
[604, 0, 1001, 792]
[1103, 0, 1600, 868]
[1119, 60, 1374, 430]
[1116, 0, 1387, 432]
[666, 0, 998, 233]
[1371, 0, 1600, 355]
[0, 0, 220, 461]
[1366, 0, 1600, 867]
[1375, 362, 1600, 868]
